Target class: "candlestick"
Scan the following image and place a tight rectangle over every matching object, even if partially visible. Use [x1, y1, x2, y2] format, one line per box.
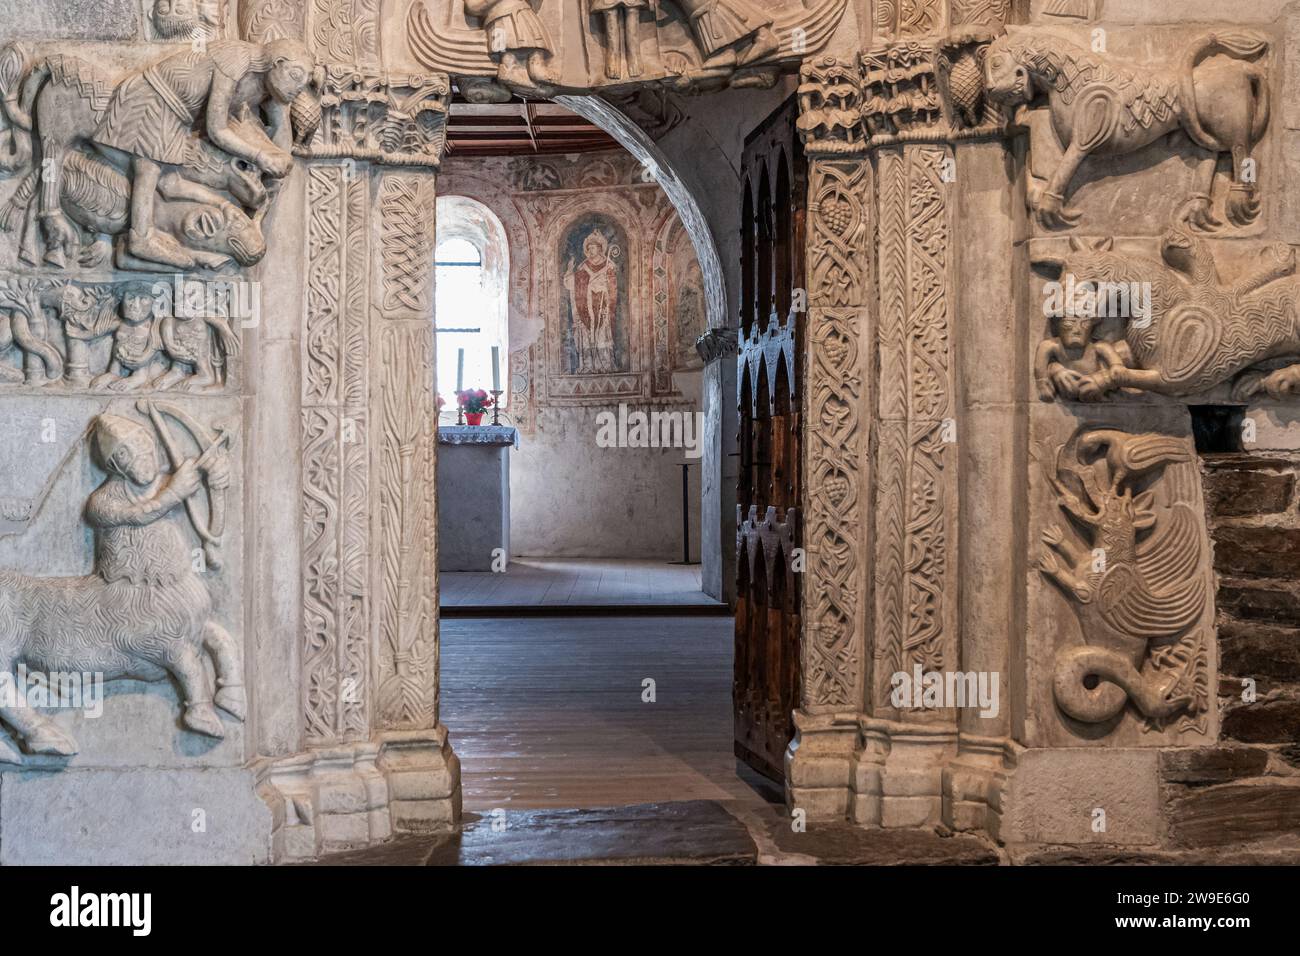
[456, 347, 464, 394]
[490, 389, 503, 426]
[491, 345, 500, 391]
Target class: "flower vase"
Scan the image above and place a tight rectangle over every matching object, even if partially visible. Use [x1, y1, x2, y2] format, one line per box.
[465, 412, 485, 426]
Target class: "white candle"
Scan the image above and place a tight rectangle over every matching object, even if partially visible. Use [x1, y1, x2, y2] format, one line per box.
[456, 348, 464, 393]
[491, 346, 500, 391]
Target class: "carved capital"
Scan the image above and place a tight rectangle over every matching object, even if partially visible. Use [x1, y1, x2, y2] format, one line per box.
[294, 68, 451, 169]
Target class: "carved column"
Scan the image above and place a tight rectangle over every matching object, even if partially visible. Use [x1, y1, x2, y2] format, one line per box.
[370, 171, 461, 830]
[787, 63, 874, 818]
[262, 58, 460, 857]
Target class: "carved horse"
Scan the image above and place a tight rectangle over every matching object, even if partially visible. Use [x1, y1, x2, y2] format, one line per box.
[985, 31, 1270, 230]
[1032, 231, 1300, 399]
[1037, 429, 1206, 724]
[0, 45, 273, 269]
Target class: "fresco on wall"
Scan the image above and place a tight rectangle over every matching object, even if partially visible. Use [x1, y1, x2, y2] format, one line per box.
[559, 214, 631, 375]
[671, 228, 705, 369]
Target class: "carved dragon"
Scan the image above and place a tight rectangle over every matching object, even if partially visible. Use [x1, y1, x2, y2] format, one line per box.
[1037, 428, 1208, 728]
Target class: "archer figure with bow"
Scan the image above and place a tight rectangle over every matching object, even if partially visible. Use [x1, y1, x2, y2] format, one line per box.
[0, 406, 241, 760]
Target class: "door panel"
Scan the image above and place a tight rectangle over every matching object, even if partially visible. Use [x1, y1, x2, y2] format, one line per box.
[734, 96, 806, 783]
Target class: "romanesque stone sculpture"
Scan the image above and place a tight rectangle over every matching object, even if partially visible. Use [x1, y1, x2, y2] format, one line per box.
[0, 278, 61, 385]
[1033, 306, 1129, 402]
[0, 277, 242, 392]
[0, 410, 240, 758]
[407, 0, 847, 95]
[151, 0, 224, 40]
[796, 56, 865, 153]
[90, 283, 165, 391]
[0, 39, 309, 270]
[1033, 231, 1300, 400]
[463, 0, 557, 92]
[985, 31, 1270, 229]
[591, 0, 650, 80]
[673, 0, 777, 72]
[153, 298, 240, 391]
[1038, 428, 1208, 728]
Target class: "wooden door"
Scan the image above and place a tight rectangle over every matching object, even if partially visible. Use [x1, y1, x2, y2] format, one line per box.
[734, 97, 806, 782]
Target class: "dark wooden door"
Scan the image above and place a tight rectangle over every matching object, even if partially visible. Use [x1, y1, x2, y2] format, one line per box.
[734, 97, 806, 782]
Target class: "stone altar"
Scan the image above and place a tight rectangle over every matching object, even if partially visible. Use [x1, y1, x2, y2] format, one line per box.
[436, 425, 517, 572]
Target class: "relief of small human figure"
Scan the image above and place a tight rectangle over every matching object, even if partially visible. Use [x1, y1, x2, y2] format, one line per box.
[91, 283, 164, 391]
[0, 412, 240, 756]
[675, 0, 779, 71]
[151, 0, 223, 40]
[152, 305, 240, 392]
[1033, 311, 1132, 402]
[592, 0, 651, 80]
[464, 0, 557, 91]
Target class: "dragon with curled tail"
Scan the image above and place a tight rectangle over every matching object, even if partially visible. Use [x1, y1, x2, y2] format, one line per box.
[1037, 428, 1210, 732]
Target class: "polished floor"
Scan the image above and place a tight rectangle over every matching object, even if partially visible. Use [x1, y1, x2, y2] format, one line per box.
[441, 615, 768, 811]
[439, 557, 724, 610]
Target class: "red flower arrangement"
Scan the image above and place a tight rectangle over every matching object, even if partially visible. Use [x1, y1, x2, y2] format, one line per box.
[456, 388, 494, 414]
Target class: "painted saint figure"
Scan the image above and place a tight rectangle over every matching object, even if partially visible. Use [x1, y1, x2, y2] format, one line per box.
[563, 230, 619, 374]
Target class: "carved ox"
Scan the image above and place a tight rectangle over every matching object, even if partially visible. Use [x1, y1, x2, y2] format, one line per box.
[0, 45, 272, 270]
[985, 31, 1270, 230]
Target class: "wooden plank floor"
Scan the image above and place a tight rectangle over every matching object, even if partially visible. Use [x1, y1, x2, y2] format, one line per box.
[440, 557, 723, 608]
[441, 615, 778, 812]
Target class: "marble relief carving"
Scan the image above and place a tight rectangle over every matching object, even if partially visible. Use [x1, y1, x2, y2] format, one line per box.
[0, 38, 315, 271]
[150, 0, 224, 41]
[1038, 428, 1210, 732]
[0, 276, 240, 391]
[0, 408, 240, 759]
[872, 145, 956, 716]
[290, 68, 449, 168]
[301, 164, 371, 744]
[985, 31, 1270, 230]
[1033, 230, 1300, 401]
[405, 0, 848, 99]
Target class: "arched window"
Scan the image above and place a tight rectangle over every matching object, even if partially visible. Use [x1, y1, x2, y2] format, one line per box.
[434, 196, 510, 411]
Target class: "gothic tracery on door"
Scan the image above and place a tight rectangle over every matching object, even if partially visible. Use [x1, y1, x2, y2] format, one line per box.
[734, 97, 806, 783]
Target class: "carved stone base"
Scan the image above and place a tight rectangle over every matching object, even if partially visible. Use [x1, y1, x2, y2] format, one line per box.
[258, 728, 461, 862]
[852, 721, 958, 829]
[784, 711, 857, 820]
[376, 727, 462, 833]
